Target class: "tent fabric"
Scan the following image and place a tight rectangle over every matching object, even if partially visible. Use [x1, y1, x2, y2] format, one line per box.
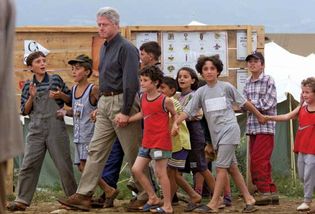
[265, 42, 315, 103]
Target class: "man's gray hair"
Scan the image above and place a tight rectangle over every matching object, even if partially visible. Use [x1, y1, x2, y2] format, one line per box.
[96, 7, 120, 25]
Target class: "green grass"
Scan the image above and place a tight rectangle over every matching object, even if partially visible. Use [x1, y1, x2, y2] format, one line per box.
[273, 175, 304, 198]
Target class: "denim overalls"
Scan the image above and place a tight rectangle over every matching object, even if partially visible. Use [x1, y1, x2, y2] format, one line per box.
[15, 75, 77, 205]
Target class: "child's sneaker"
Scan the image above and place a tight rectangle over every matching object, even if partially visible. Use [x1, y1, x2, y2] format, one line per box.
[271, 192, 280, 205]
[254, 192, 272, 205]
[223, 193, 232, 207]
[297, 202, 310, 211]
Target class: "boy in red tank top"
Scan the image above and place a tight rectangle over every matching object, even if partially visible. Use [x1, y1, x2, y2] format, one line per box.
[123, 66, 177, 214]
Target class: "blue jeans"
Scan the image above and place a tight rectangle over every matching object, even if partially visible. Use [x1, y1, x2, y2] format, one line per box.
[102, 139, 159, 193]
[101, 138, 124, 188]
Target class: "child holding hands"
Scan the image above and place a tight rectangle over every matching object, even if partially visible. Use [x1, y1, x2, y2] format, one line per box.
[266, 77, 315, 212]
[175, 67, 215, 199]
[172, 55, 265, 213]
[128, 66, 177, 214]
[159, 76, 202, 210]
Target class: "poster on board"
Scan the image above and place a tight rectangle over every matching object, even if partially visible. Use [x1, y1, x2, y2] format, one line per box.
[236, 31, 258, 60]
[135, 32, 158, 49]
[236, 69, 248, 93]
[162, 31, 228, 77]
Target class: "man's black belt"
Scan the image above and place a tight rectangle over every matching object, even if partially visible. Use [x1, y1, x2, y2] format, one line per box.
[100, 91, 123, 96]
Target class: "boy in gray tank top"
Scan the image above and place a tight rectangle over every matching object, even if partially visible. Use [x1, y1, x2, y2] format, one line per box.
[66, 55, 119, 207]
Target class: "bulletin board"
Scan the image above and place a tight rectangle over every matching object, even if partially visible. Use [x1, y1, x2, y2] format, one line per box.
[126, 25, 265, 87]
[14, 25, 264, 98]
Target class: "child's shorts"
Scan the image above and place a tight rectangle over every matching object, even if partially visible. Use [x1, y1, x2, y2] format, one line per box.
[168, 149, 189, 169]
[138, 147, 172, 160]
[74, 143, 89, 165]
[181, 147, 208, 173]
[216, 144, 238, 168]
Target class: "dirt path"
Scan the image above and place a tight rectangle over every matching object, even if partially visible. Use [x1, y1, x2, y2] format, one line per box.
[13, 197, 309, 214]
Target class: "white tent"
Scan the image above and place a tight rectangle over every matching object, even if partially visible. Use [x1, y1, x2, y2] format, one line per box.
[264, 42, 315, 103]
[306, 53, 315, 68]
[187, 20, 206, 26]
[306, 53, 315, 61]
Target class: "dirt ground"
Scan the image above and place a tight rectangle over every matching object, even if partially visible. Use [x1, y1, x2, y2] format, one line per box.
[9, 197, 311, 214]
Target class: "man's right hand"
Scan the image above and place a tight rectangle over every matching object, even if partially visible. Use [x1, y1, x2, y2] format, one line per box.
[114, 113, 129, 127]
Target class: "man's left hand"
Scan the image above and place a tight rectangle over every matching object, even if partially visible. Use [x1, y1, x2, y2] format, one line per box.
[115, 113, 129, 127]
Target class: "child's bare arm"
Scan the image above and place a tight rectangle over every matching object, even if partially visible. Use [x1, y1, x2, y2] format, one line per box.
[90, 85, 99, 105]
[66, 107, 73, 117]
[127, 112, 143, 123]
[23, 82, 36, 115]
[23, 96, 34, 115]
[60, 92, 71, 104]
[266, 105, 300, 122]
[49, 87, 71, 104]
[165, 97, 178, 121]
[90, 109, 97, 122]
[171, 111, 189, 136]
[244, 100, 266, 124]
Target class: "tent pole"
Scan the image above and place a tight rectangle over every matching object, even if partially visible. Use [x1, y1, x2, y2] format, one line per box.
[289, 94, 297, 184]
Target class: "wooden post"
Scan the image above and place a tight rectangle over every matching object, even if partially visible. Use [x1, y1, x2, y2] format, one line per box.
[288, 94, 297, 184]
[5, 159, 14, 194]
[245, 26, 256, 193]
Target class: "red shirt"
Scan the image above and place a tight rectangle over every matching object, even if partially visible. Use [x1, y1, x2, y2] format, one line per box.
[141, 93, 172, 151]
[294, 105, 315, 154]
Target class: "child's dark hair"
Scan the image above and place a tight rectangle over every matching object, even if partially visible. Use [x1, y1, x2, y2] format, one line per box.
[175, 67, 199, 91]
[301, 77, 315, 93]
[195, 55, 223, 77]
[161, 76, 178, 96]
[26, 51, 46, 66]
[140, 65, 164, 88]
[139, 41, 161, 60]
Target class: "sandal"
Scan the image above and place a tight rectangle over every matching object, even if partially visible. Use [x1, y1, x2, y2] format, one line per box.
[193, 204, 218, 213]
[6, 201, 27, 211]
[184, 202, 201, 212]
[142, 203, 160, 212]
[150, 207, 173, 214]
[242, 204, 258, 213]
